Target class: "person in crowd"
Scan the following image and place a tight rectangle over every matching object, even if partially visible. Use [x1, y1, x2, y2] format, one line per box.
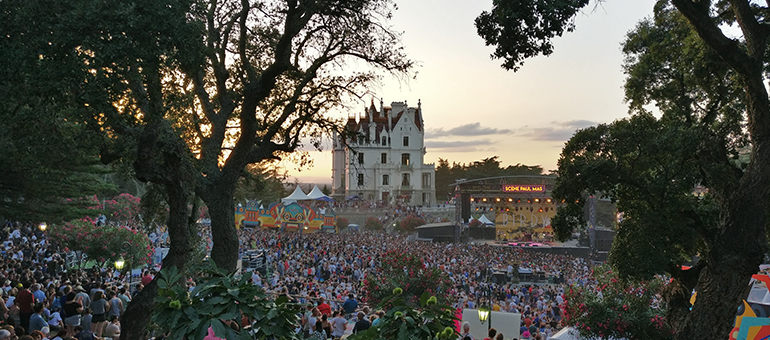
[103, 316, 120, 340]
[89, 291, 108, 337]
[352, 312, 370, 334]
[26, 304, 45, 334]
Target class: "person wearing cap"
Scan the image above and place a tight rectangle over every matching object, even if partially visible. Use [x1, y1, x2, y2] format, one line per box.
[16, 281, 33, 335]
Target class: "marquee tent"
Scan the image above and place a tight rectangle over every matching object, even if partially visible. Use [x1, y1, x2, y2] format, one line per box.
[478, 214, 495, 226]
[307, 185, 333, 201]
[282, 186, 310, 204]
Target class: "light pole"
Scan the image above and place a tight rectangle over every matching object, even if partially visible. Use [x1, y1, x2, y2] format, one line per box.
[38, 222, 47, 232]
[478, 284, 493, 330]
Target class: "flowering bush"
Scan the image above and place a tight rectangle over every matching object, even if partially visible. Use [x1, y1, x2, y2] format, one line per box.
[349, 289, 457, 340]
[48, 218, 153, 267]
[363, 251, 454, 308]
[336, 217, 349, 230]
[364, 216, 383, 230]
[468, 219, 483, 228]
[397, 216, 426, 232]
[563, 265, 672, 340]
[104, 193, 141, 223]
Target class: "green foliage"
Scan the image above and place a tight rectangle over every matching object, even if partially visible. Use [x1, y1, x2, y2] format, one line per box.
[234, 164, 288, 205]
[105, 193, 141, 223]
[363, 251, 453, 308]
[348, 290, 457, 340]
[563, 266, 671, 340]
[434, 157, 545, 201]
[364, 216, 384, 231]
[48, 219, 152, 267]
[153, 263, 302, 340]
[475, 0, 590, 71]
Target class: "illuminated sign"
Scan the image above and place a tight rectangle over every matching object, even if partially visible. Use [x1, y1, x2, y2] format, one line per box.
[502, 185, 545, 193]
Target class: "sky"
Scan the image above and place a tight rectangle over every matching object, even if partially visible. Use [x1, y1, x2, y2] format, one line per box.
[285, 0, 658, 184]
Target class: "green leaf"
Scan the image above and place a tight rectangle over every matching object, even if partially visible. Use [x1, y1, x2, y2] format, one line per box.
[420, 292, 430, 307]
[211, 319, 228, 339]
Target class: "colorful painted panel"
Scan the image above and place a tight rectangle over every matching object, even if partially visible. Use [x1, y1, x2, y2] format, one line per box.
[234, 200, 336, 232]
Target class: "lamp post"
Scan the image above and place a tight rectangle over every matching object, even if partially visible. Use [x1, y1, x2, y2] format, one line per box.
[477, 283, 493, 331]
[38, 222, 47, 232]
[114, 257, 125, 270]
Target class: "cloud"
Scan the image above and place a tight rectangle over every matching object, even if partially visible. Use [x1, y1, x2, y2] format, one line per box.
[425, 139, 494, 152]
[522, 120, 599, 142]
[426, 123, 512, 138]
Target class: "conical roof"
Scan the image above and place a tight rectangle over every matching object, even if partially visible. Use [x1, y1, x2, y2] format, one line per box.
[282, 186, 309, 203]
[306, 185, 329, 199]
[478, 214, 495, 225]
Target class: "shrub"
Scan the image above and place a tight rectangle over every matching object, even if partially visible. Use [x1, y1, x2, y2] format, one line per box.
[49, 218, 153, 267]
[364, 216, 383, 230]
[336, 217, 349, 230]
[399, 215, 426, 232]
[363, 251, 453, 307]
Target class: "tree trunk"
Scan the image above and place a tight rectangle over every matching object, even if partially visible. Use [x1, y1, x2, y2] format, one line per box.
[121, 181, 195, 340]
[201, 184, 239, 272]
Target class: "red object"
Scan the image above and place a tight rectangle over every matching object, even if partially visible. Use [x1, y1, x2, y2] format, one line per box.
[16, 288, 34, 313]
[318, 302, 331, 316]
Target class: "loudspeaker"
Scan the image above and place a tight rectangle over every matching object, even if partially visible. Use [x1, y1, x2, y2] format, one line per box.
[461, 193, 471, 223]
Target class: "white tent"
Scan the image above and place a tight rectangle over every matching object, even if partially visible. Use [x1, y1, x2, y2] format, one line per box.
[478, 214, 495, 226]
[282, 186, 310, 204]
[306, 185, 330, 200]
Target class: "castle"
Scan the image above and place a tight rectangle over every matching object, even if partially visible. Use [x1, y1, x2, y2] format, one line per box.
[332, 99, 436, 205]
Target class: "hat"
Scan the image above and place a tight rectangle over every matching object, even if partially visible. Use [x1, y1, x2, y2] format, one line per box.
[74, 286, 85, 292]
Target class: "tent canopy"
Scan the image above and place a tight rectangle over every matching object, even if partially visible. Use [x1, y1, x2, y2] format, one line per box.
[478, 214, 494, 226]
[282, 186, 310, 204]
[307, 185, 332, 200]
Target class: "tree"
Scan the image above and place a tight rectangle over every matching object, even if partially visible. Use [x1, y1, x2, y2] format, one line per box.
[433, 156, 545, 201]
[104, 193, 142, 225]
[233, 163, 287, 205]
[364, 216, 383, 231]
[363, 251, 454, 308]
[476, 1, 770, 339]
[335, 217, 349, 231]
[49, 218, 153, 268]
[563, 266, 672, 340]
[397, 215, 426, 233]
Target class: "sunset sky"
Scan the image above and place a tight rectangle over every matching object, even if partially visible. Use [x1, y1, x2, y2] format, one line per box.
[285, 0, 657, 184]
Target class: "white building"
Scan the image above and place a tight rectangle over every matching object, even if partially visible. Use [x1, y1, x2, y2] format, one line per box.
[332, 99, 436, 206]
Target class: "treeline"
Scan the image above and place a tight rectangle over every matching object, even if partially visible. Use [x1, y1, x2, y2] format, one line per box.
[434, 156, 546, 202]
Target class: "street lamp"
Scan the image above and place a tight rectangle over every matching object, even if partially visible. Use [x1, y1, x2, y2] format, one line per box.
[477, 305, 490, 325]
[114, 257, 125, 270]
[38, 222, 47, 232]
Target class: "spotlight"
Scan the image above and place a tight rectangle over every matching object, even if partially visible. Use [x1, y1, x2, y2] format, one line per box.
[482, 197, 487, 202]
[508, 198, 513, 202]
[471, 197, 475, 202]
[538, 208, 543, 212]
[495, 197, 501, 202]
[546, 198, 552, 203]
[534, 198, 540, 203]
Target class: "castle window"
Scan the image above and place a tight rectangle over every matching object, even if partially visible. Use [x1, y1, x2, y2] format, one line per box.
[403, 136, 409, 147]
[402, 173, 410, 186]
[358, 153, 364, 164]
[357, 173, 364, 186]
[382, 175, 389, 185]
[382, 136, 387, 145]
[401, 153, 410, 166]
[381, 153, 387, 163]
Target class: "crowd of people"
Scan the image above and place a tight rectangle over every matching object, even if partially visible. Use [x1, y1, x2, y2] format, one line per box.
[0, 221, 129, 340]
[0, 214, 600, 340]
[236, 228, 596, 340]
